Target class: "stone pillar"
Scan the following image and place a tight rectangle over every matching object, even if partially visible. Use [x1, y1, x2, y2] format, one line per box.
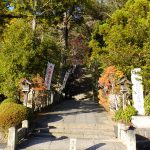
[22, 120, 29, 138]
[118, 123, 126, 139]
[131, 68, 144, 115]
[51, 91, 54, 104]
[7, 127, 16, 150]
[127, 130, 136, 150]
[22, 120, 28, 129]
[70, 138, 76, 150]
[48, 92, 51, 105]
[47, 93, 49, 106]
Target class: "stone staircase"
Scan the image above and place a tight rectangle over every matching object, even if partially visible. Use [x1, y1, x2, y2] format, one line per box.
[48, 122, 116, 140]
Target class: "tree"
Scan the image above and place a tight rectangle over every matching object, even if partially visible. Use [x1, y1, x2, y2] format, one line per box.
[69, 34, 89, 64]
[0, 18, 61, 98]
[107, 0, 128, 11]
[0, 0, 110, 98]
[90, 0, 150, 95]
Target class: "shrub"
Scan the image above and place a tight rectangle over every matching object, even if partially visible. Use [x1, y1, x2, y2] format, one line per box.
[0, 103, 29, 129]
[113, 105, 137, 124]
[1, 98, 17, 104]
[123, 105, 137, 124]
[113, 108, 124, 122]
[144, 93, 150, 115]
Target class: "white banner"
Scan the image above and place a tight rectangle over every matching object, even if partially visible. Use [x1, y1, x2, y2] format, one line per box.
[61, 69, 72, 90]
[45, 62, 55, 90]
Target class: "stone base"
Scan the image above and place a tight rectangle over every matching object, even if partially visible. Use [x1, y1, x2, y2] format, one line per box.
[117, 123, 136, 150]
[0, 128, 5, 143]
[132, 116, 150, 128]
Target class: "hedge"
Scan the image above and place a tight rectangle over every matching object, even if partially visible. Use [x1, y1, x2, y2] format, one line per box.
[0, 103, 29, 129]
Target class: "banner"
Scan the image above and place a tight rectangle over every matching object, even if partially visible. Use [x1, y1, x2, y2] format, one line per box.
[45, 62, 55, 90]
[61, 69, 72, 90]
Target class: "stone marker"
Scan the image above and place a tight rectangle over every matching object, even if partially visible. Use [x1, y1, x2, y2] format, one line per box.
[131, 68, 144, 115]
[70, 138, 76, 150]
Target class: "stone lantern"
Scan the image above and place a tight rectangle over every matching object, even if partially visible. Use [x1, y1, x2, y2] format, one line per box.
[21, 78, 32, 106]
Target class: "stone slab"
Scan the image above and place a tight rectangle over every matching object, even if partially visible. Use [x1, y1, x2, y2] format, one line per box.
[132, 116, 150, 128]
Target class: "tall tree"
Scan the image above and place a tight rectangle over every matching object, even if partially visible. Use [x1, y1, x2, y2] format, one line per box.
[0, 18, 61, 98]
[90, 0, 150, 94]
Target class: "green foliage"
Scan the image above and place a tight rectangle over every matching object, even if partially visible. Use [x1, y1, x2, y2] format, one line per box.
[144, 93, 150, 115]
[0, 19, 34, 98]
[123, 105, 137, 123]
[1, 98, 17, 104]
[0, 19, 61, 98]
[113, 108, 124, 122]
[90, 0, 150, 93]
[0, 103, 29, 129]
[113, 105, 137, 124]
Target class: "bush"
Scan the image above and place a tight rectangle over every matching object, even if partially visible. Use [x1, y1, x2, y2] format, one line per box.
[0, 103, 29, 129]
[123, 106, 137, 124]
[144, 93, 150, 115]
[113, 105, 137, 124]
[113, 108, 124, 122]
[1, 98, 17, 104]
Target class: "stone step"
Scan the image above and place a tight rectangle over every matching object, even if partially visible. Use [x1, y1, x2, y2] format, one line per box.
[49, 132, 115, 140]
[17, 137, 126, 150]
[49, 128, 115, 136]
[48, 122, 114, 130]
[48, 124, 115, 140]
[31, 132, 54, 138]
[31, 129, 115, 140]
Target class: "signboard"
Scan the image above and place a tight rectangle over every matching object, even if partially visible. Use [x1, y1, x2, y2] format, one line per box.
[131, 68, 144, 115]
[44, 62, 55, 90]
[70, 138, 76, 150]
[22, 84, 30, 92]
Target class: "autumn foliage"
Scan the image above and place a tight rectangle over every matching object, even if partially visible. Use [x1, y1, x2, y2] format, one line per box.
[98, 66, 124, 111]
[32, 74, 46, 91]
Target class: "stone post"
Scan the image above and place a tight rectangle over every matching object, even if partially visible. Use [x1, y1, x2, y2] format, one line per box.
[7, 127, 16, 150]
[51, 91, 54, 104]
[118, 123, 126, 139]
[47, 93, 49, 106]
[22, 120, 29, 136]
[48, 92, 51, 105]
[131, 68, 144, 115]
[127, 130, 136, 150]
[70, 138, 76, 150]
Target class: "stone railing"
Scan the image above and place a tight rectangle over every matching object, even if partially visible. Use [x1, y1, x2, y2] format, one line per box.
[7, 120, 28, 150]
[117, 123, 136, 150]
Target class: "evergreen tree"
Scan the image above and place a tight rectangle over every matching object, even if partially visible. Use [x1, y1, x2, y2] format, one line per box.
[90, 0, 150, 94]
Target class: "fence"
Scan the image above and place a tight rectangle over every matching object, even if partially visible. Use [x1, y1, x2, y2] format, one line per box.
[27, 90, 63, 111]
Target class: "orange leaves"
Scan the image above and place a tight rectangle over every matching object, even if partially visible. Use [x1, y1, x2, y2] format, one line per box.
[99, 66, 124, 89]
[32, 74, 46, 91]
[98, 66, 124, 111]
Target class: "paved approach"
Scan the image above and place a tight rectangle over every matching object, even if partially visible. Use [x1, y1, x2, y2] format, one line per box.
[17, 72, 126, 150]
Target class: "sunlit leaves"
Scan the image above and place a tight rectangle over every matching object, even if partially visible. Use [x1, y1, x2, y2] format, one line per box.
[90, 0, 150, 94]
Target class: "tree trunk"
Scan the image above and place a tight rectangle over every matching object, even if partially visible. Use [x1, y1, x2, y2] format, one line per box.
[61, 12, 69, 65]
